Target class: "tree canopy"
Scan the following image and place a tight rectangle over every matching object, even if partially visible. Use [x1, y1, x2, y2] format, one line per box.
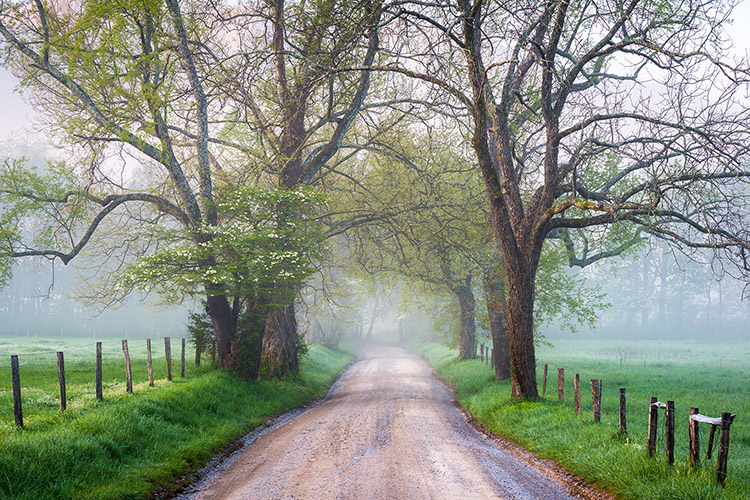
[0, 0, 748, 393]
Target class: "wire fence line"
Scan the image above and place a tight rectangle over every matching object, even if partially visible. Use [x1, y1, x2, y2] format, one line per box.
[526, 359, 750, 488]
[0, 337, 196, 428]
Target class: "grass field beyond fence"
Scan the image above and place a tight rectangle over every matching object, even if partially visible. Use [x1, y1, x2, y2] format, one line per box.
[0, 336, 354, 499]
[0, 336, 198, 429]
[414, 338, 750, 500]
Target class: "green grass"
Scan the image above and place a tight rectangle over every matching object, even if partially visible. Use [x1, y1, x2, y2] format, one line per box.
[412, 339, 750, 500]
[0, 336, 198, 427]
[0, 338, 354, 499]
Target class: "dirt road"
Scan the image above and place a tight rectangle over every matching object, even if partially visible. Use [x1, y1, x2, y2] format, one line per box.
[180, 345, 605, 500]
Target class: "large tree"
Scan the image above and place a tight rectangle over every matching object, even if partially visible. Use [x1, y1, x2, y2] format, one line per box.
[0, 0, 246, 366]
[0, 0, 383, 375]
[384, 0, 750, 397]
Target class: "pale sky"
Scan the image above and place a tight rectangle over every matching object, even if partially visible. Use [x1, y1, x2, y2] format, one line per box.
[0, 1, 748, 141]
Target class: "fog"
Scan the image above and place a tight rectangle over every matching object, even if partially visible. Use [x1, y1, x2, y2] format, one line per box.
[0, 257, 190, 338]
[541, 242, 750, 342]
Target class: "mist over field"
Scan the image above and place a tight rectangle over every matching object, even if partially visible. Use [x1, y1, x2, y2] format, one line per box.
[0, 259, 190, 338]
[540, 245, 750, 343]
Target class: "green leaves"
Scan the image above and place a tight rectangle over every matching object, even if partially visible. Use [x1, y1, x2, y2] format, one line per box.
[122, 187, 327, 305]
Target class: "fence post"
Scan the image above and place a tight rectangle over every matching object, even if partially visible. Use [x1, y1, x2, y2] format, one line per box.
[181, 338, 186, 378]
[689, 407, 700, 467]
[665, 400, 675, 464]
[490, 347, 493, 368]
[557, 368, 564, 403]
[165, 337, 172, 381]
[591, 379, 600, 423]
[707, 424, 717, 460]
[57, 351, 66, 411]
[573, 373, 581, 415]
[619, 388, 627, 435]
[480, 343, 484, 363]
[11, 355, 23, 427]
[122, 340, 133, 393]
[648, 396, 658, 457]
[542, 364, 548, 396]
[717, 412, 733, 485]
[147, 339, 154, 387]
[96, 342, 102, 400]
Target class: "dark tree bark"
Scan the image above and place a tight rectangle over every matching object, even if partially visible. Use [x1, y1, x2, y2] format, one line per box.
[205, 294, 235, 369]
[483, 254, 510, 380]
[504, 260, 540, 398]
[452, 276, 476, 361]
[261, 303, 299, 376]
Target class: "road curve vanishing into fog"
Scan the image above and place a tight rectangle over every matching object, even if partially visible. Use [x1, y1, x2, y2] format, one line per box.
[179, 344, 610, 500]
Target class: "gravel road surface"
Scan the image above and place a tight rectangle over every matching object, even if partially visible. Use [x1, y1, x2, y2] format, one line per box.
[181, 344, 609, 500]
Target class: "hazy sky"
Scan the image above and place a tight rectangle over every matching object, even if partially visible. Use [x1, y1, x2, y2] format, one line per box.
[0, 0, 748, 141]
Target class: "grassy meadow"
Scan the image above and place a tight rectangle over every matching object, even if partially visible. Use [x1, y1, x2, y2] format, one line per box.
[0, 336, 196, 429]
[414, 338, 750, 500]
[0, 336, 355, 499]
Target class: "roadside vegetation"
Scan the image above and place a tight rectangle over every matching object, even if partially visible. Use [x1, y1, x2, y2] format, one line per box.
[0, 339, 354, 500]
[413, 339, 750, 500]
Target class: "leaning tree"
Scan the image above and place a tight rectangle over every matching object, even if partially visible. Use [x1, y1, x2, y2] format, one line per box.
[382, 0, 750, 397]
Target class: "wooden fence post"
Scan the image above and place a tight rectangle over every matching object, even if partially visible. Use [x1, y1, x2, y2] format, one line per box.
[165, 337, 172, 381]
[96, 342, 102, 400]
[591, 379, 600, 423]
[490, 347, 493, 368]
[619, 388, 627, 435]
[480, 343, 484, 363]
[147, 339, 154, 387]
[557, 368, 564, 403]
[181, 338, 186, 378]
[11, 355, 23, 427]
[665, 400, 675, 464]
[689, 407, 700, 467]
[648, 396, 658, 457]
[717, 412, 734, 485]
[573, 373, 581, 415]
[707, 424, 717, 460]
[57, 351, 66, 411]
[542, 364, 548, 396]
[122, 340, 133, 393]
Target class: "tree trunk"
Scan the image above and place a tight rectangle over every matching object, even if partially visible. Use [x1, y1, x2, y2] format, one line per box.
[261, 302, 299, 377]
[454, 278, 476, 360]
[366, 296, 380, 340]
[483, 260, 510, 380]
[505, 264, 539, 398]
[205, 294, 234, 369]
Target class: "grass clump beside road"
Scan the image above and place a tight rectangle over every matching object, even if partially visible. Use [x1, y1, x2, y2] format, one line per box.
[413, 340, 750, 500]
[0, 343, 354, 500]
